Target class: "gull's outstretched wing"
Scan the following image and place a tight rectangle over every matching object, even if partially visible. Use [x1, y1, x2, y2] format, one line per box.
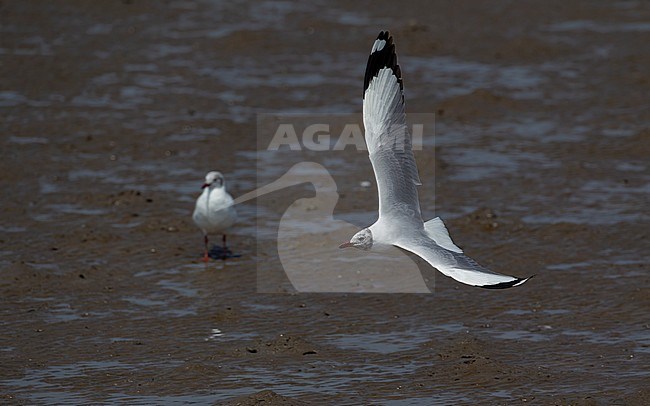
[363, 31, 422, 225]
[395, 237, 532, 289]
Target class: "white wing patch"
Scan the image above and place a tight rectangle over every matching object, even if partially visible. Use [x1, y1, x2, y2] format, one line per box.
[371, 39, 387, 53]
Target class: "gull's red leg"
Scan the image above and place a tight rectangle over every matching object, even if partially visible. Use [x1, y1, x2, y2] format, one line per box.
[203, 234, 210, 262]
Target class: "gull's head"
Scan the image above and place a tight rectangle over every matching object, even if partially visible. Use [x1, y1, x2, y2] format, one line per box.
[202, 171, 225, 190]
[339, 228, 373, 251]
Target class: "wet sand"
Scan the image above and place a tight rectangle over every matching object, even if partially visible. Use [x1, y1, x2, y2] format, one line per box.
[1, 0, 649, 404]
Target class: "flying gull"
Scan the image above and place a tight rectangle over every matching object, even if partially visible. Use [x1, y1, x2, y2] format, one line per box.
[339, 31, 532, 289]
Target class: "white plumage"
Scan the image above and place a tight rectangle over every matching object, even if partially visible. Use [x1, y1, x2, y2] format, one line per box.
[192, 171, 237, 261]
[340, 31, 532, 289]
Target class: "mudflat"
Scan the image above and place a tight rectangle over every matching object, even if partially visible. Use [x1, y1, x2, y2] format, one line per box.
[1, 1, 648, 404]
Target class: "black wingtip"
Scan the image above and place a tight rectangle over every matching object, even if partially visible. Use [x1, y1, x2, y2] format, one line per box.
[363, 30, 403, 98]
[479, 275, 535, 290]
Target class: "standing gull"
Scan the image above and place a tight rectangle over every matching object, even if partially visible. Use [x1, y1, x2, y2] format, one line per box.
[339, 31, 532, 289]
[193, 171, 237, 261]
